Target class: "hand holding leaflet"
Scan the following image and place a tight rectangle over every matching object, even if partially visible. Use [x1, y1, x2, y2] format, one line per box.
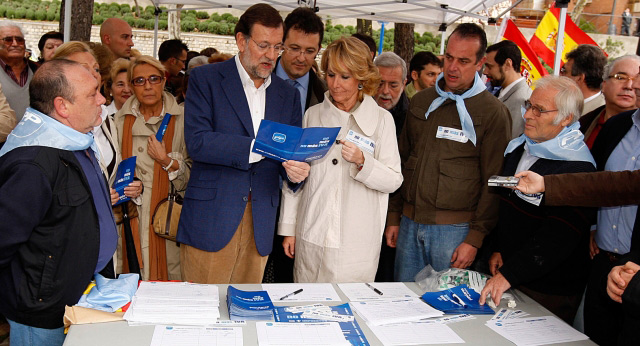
[112, 156, 137, 206]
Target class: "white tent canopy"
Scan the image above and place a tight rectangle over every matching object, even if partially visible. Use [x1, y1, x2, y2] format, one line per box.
[148, 0, 507, 27]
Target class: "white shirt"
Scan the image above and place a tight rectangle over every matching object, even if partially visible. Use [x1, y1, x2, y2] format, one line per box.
[515, 143, 539, 174]
[235, 55, 271, 163]
[92, 105, 113, 166]
[584, 91, 602, 104]
[499, 77, 525, 99]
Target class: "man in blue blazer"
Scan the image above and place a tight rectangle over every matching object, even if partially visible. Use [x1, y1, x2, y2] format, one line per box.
[178, 4, 310, 284]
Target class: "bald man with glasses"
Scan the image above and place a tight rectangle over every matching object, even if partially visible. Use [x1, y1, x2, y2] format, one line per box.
[0, 21, 38, 121]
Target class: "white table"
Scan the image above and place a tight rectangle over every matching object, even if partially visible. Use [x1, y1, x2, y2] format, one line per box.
[63, 283, 596, 346]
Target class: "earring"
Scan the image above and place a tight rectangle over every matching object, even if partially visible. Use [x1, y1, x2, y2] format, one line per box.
[358, 83, 363, 90]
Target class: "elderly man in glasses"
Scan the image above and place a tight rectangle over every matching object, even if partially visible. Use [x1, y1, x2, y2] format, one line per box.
[479, 75, 596, 324]
[580, 55, 640, 149]
[178, 4, 309, 285]
[0, 21, 38, 121]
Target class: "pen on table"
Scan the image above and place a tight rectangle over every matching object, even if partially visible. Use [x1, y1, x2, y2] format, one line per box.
[365, 283, 383, 296]
[451, 293, 467, 307]
[279, 288, 303, 300]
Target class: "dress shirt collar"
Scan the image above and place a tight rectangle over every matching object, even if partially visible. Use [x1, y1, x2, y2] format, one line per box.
[499, 77, 524, 99]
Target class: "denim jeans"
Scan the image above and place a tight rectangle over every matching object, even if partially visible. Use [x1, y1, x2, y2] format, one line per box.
[7, 319, 65, 346]
[394, 216, 469, 282]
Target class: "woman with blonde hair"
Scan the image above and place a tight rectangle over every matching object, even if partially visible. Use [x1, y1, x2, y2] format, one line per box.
[104, 58, 132, 114]
[115, 56, 190, 280]
[279, 37, 403, 283]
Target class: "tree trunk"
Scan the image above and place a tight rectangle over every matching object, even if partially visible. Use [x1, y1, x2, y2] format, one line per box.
[356, 19, 373, 36]
[394, 22, 415, 73]
[168, 4, 183, 40]
[59, 0, 94, 41]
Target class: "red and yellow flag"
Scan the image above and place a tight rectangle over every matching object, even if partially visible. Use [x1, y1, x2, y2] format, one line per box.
[503, 19, 548, 87]
[529, 5, 603, 67]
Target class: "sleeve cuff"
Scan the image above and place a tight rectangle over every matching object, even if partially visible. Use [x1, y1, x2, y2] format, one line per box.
[278, 223, 296, 237]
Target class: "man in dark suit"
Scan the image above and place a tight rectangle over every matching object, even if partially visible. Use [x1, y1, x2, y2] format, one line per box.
[269, 7, 326, 283]
[178, 4, 310, 284]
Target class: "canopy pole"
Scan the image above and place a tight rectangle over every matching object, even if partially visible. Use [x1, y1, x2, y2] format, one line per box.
[63, 0, 72, 41]
[153, 7, 160, 59]
[553, 7, 568, 75]
[439, 23, 446, 55]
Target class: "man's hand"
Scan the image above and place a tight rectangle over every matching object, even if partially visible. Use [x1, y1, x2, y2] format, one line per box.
[282, 236, 296, 259]
[110, 188, 119, 206]
[589, 230, 600, 259]
[514, 170, 545, 194]
[385, 225, 400, 248]
[339, 140, 364, 165]
[124, 180, 143, 198]
[606, 261, 640, 303]
[479, 272, 512, 306]
[283, 160, 310, 183]
[489, 252, 503, 276]
[450, 242, 477, 269]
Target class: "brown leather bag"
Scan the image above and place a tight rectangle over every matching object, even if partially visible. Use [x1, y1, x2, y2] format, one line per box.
[112, 200, 139, 225]
[152, 183, 183, 242]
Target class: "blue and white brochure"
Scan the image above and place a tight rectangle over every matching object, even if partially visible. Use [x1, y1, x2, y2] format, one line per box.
[112, 156, 136, 206]
[421, 284, 495, 315]
[227, 286, 275, 321]
[252, 119, 340, 162]
[155, 113, 172, 142]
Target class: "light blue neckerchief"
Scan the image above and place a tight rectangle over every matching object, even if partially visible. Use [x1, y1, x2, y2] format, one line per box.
[425, 72, 487, 146]
[504, 122, 596, 166]
[0, 107, 99, 160]
[76, 273, 140, 312]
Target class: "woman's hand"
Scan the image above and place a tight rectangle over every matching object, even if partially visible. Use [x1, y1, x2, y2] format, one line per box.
[340, 140, 364, 165]
[124, 180, 143, 198]
[147, 135, 169, 165]
[110, 188, 119, 206]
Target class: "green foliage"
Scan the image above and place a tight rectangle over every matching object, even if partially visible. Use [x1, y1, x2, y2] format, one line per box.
[14, 8, 27, 19]
[196, 11, 209, 20]
[181, 20, 196, 32]
[92, 14, 104, 25]
[134, 18, 145, 29]
[5, 8, 15, 19]
[34, 9, 45, 20]
[120, 4, 131, 14]
[601, 37, 625, 58]
[210, 13, 221, 22]
[197, 21, 209, 32]
[158, 19, 168, 30]
[124, 16, 135, 27]
[207, 22, 220, 34]
[0, 6, 7, 17]
[45, 10, 55, 21]
[579, 18, 598, 34]
[108, 3, 120, 13]
[141, 12, 153, 20]
[144, 6, 155, 14]
[144, 19, 155, 30]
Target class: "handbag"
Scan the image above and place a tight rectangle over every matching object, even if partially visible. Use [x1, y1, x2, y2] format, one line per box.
[152, 182, 183, 242]
[112, 200, 139, 225]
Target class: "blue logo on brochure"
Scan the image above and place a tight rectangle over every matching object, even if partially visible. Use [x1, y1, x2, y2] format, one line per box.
[272, 133, 286, 143]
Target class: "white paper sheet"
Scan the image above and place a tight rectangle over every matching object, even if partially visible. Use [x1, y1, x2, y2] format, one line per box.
[338, 282, 418, 301]
[135, 282, 219, 300]
[262, 283, 341, 302]
[255, 322, 350, 346]
[150, 325, 242, 346]
[350, 298, 444, 325]
[369, 320, 465, 345]
[485, 316, 589, 346]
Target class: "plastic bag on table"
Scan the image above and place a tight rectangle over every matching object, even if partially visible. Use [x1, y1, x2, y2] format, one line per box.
[414, 264, 488, 293]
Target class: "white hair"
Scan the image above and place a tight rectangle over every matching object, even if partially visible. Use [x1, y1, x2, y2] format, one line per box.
[374, 52, 407, 81]
[0, 20, 25, 36]
[187, 55, 209, 71]
[602, 55, 640, 81]
[533, 76, 583, 125]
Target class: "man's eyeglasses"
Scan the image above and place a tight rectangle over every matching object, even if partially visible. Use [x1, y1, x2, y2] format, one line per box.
[249, 36, 283, 53]
[524, 100, 558, 117]
[607, 73, 639, 83]
[131, 75, 164, 87]
[284, 45, 318, 58]
[1, 36, 25, 45]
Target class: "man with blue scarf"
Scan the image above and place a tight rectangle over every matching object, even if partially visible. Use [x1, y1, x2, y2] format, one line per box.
[0, 59, 117, 346]
[387, 23, 512, 281]
[479, 76, 596, 324]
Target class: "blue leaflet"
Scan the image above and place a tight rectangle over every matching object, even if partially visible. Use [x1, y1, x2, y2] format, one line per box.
[226, 286, 274, 321]
[421, 284, 495, 315]
[252, 119, 340, 162]
[112, 156, 137, 206]
[155, 113, 172, 142]
[273, 303, 369, 346]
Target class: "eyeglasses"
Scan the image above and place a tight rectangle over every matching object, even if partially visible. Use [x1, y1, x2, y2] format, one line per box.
[524, 100, 558, 117]
[1, 36, 25, 45]
[607, 73, 639, 83]
[248, 36, 283, 53]
[284, 45, 318, 58]
[131, 75, 164, 87]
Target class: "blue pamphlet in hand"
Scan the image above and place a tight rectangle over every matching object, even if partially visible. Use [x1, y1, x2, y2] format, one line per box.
[155, 113, 172, 142]
[113, 156, 136, 206]
[252, 119, 340, 162]
[421, 284, 494, 315]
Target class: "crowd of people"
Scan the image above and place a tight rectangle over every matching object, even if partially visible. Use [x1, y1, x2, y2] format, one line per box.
[0, 3, 638, 346]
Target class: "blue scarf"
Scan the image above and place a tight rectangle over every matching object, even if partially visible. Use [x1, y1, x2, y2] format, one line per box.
[504, 122, 596, 166]
[425, 73, 487, 146]
[0, 108, 98, 159]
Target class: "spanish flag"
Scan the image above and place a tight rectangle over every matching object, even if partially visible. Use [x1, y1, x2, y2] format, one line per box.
[503, 19, 548, 87]
[529, 5, 602, 68]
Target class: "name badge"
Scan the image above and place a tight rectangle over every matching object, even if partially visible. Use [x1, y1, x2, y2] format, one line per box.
[345, 130, 375, 155]
[436, 126, 468, 143]
[515, 190, 543, 206]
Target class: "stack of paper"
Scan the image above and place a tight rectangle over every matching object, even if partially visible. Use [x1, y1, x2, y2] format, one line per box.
[150, 325, 243, 346]
[338, 282, 418, 301]
[421, 284, 494, 315]
[485, 315, 588, 346]
[368, 320, 465, 345]
[273, 303, 369, 346]
[123, 281, 220, 326]
[227, 286, 274, 321]
[349, 298, 444, 325]
[256, 322, 350, 346]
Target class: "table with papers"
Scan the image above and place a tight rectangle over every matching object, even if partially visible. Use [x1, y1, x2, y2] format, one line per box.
[63, 282, 597, 346]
